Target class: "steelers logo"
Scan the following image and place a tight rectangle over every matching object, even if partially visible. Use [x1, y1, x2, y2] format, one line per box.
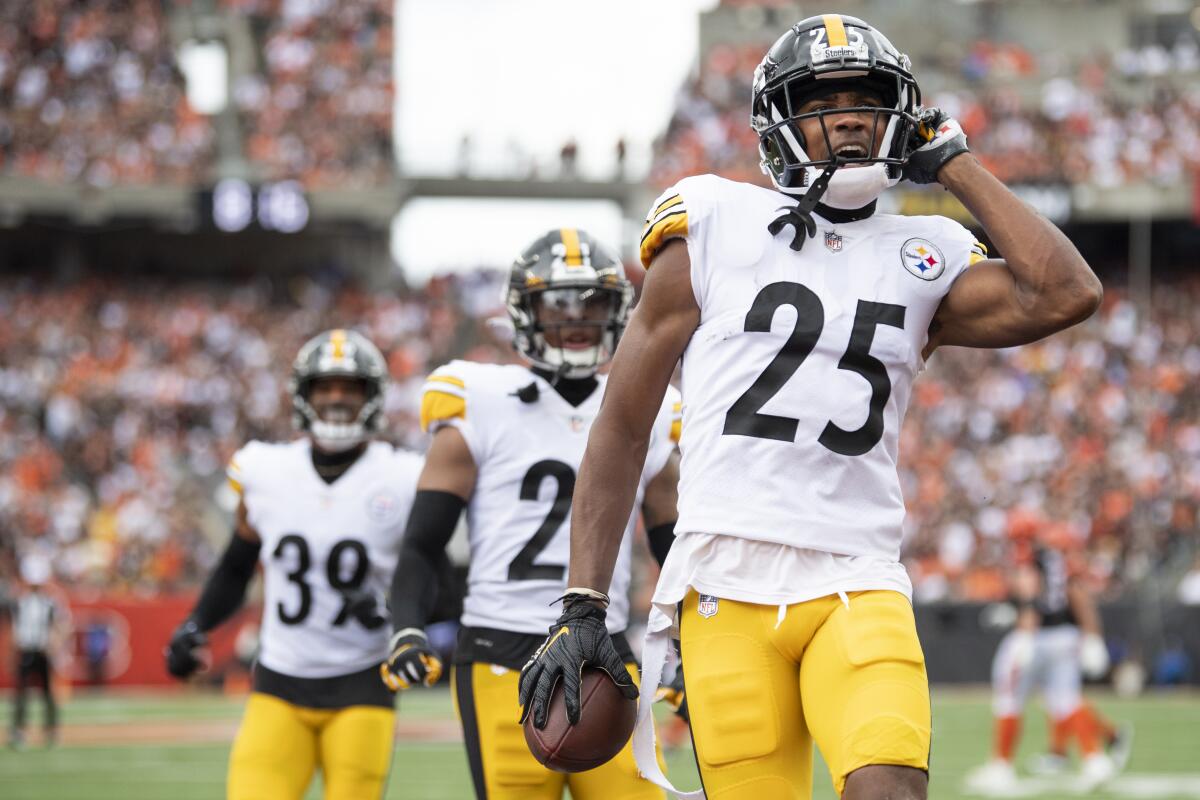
[366, 489, 403, 524]
[900, 238, 946, 281]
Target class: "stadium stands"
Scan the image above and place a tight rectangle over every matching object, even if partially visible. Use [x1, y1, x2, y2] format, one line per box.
[0, 268, 1196, 603]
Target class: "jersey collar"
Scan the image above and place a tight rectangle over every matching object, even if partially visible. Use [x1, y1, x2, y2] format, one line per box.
[814, 200, 877, 224]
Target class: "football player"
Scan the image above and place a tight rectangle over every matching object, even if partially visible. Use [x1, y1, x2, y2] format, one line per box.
[969, 529, 1131, 794]
[381, 229, 680, 800]
[165, 330, 422, 800]
[519, 14, 1102, 800]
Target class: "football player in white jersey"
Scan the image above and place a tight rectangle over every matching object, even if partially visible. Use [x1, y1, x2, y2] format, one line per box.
[519, 14, 1103, 800]
[165, 329, 422, 800]
[381, 229, 680, 800]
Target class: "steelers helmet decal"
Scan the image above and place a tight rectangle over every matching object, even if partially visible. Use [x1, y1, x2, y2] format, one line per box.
[750, 14, 921, 206]
[288, 329, 389, 451]
[504, 228, 634, 379]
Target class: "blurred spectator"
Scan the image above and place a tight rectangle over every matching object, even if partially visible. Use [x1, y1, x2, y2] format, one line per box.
[226, 0, 394, 188]
[651, 37, 1200, 188]
[0, 268, 510, 593]
[1179, 554, 1200, 605]
[0, 0, 214, 186]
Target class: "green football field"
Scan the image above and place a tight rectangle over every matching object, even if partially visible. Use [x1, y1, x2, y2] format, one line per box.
[2, 687, 1198, 799]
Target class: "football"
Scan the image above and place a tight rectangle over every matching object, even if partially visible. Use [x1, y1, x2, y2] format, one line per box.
[523, 667, 638, 773]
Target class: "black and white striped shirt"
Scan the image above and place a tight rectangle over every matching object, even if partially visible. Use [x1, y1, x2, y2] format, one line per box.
[14, 592, 58, 652]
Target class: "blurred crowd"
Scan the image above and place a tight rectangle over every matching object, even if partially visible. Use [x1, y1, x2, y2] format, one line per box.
[223, 0, 395, 188]
[651, 38, 1200, 188]
[1, 266, 1197, 603]
[0, 270, 508, 594]
[0, 0, 214, 186]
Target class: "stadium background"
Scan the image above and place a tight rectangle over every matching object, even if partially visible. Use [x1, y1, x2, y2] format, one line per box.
[0, 0, 1198, 797]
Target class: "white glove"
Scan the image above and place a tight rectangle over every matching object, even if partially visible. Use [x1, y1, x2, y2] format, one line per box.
[1080, 633, 1110, 679]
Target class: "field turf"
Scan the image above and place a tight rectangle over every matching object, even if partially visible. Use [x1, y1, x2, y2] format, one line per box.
[2, 688, 1198, 799]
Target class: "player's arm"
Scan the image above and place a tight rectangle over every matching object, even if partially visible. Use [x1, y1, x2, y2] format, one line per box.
[381, 426, 476, 691]
[165, 501, 262, 679]
[642, 451, 680, 568]
[519, 240, 700, 729]
[905, 113, 1103, 357]
[1068, 578, 1110, 677]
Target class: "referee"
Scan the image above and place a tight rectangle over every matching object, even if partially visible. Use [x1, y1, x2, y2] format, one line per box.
[8, 556, 64, 750]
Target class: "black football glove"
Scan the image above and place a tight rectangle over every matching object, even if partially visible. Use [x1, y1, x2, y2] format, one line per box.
[902, 107, 970, 185]
[655, 661, 689, 723]
[164, 620, 207, 679]
[380, 628, 444, 691]
[339, 588, 386, 630]
[518, 599, 637, 730]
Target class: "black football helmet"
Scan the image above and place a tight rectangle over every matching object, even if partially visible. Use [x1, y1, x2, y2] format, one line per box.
[751, 14, 921, 197]
[505, 229, 634, 379]
[289, 329, 388, 451]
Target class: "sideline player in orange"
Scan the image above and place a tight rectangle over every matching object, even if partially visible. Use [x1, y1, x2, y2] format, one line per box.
[520, 13, 1102, 800]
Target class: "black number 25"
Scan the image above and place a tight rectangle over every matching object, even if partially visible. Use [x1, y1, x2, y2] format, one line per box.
[723, 281, 906, 456]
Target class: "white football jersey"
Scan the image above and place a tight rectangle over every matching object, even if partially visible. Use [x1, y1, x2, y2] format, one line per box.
[641, 174, 985, 563]
[420, 361, 681, 635]
[227, 439, 422, 678]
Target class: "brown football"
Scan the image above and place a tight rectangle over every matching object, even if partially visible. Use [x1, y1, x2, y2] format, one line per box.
[523, 667, 637, 773]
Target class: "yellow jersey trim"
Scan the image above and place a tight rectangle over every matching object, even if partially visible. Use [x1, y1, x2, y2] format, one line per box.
[639, 210, 688, 268]
[420, 390, 466, 432]
[426, 374, 466, 390]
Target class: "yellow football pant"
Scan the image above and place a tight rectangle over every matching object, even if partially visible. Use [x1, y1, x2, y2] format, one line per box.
[452, 662, 664, 800]
[227, 692, 396, 800]
[680, 589, 930, 799]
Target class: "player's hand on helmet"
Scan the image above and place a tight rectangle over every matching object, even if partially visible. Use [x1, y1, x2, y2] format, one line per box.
[655, 662, 689, 723]
[1080, 633, 1110, 679]
[164, 620, 208, 679]
[903, 107, 970, 185]
[380, 628, 443, 690]
[518, 596, 638, 729]
[340, 588, 387, 630]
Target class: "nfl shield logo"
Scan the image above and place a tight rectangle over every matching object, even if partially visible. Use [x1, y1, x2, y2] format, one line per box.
[697, 595, 719, 618]
[824, 231, 843, 252]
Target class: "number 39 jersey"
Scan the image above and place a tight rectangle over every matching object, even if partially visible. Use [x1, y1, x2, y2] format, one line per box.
[421, 361, 681, 635]
[642, 174, 985, 562]
[227, 439, 422, 678]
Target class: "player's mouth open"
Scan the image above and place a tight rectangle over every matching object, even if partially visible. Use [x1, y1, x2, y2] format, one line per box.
[834, 143, 870, 165]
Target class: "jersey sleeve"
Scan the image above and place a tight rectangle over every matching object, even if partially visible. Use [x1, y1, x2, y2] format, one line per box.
[419, 360, 487, 463]
[226, 441, 264, 497]
[643, 384, 682, 485]
[936, 217, 989, 288]
[638, 175, 718, 270]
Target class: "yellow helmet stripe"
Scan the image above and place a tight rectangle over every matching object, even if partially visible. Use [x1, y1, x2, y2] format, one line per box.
[560, 228, 583, 266]
[823, 14, 848, 47]
[330, 329, 347, 358]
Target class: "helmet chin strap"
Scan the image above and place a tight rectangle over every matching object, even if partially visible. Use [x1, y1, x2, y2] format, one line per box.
[768, 159, 842, 252]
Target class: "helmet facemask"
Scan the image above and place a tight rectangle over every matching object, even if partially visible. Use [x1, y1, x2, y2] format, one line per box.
[751, 16, 921, 212]
[288, 330, 388, 451]
[506, 229, 634, 379]
[510, 284, 629, 379]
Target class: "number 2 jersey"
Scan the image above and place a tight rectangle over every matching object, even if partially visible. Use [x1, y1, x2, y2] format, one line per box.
[642, 174, 985, 563]
[227, 439, 422, 679]
[420, 361, 681, 635]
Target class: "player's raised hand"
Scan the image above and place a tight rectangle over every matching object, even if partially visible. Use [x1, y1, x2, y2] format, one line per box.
[903, 107, 970, 185]
[164, 620, 208, 679]
[380, 628, 443, 690]
[518, 595, 637, 730]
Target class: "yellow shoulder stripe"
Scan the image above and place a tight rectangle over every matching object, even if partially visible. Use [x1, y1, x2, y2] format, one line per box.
[670, 401, 682, 444]
[639, 210, 688, 268]
[969, 241, 988, 266]
[420, 390, 466, 432]
[426, 374, 466, 390]
[227, 476, 244, 495]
